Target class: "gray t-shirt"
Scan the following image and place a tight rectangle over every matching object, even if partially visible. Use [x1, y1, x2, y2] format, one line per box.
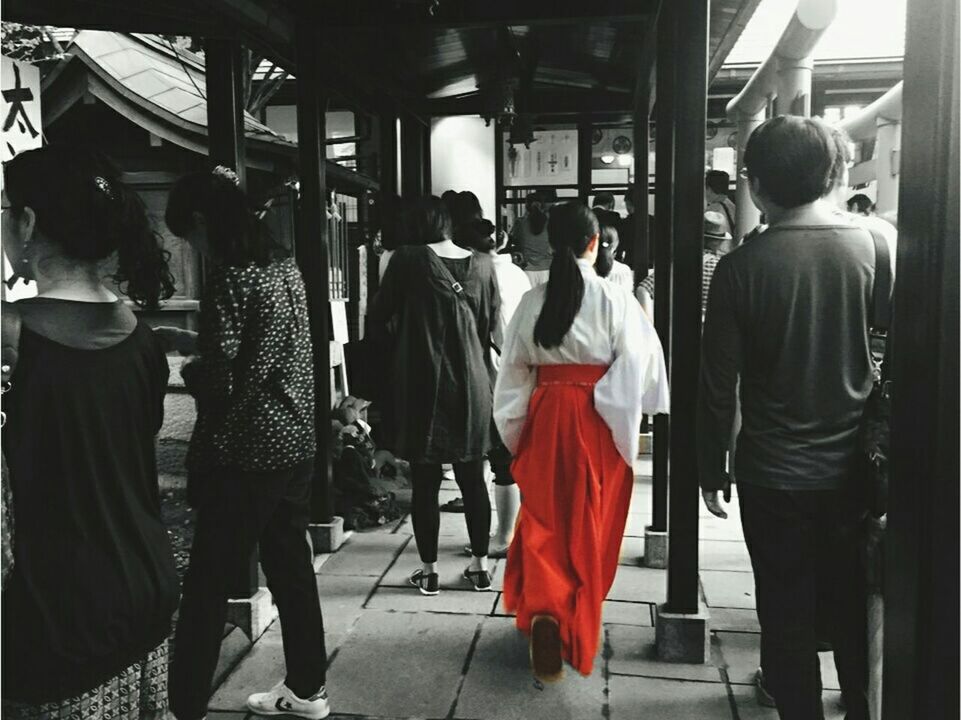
[509, 215, 553, 271]
[697, 223, 882, 491]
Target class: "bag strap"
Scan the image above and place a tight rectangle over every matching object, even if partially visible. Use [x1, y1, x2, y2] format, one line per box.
[868, 227, 892, 333]
[1, 304, 22, 387]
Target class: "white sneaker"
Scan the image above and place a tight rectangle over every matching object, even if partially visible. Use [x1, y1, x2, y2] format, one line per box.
[246, 681, 330, 719]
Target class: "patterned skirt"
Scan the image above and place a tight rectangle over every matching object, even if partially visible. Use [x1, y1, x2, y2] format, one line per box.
[2, 641, 169, 720]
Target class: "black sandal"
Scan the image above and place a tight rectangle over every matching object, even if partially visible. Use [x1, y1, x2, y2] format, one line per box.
[462, 566, 493, 592]
[409, 569, 439, 596]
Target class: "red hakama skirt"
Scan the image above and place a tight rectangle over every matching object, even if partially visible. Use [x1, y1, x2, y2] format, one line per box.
[503, 364, 634, 676]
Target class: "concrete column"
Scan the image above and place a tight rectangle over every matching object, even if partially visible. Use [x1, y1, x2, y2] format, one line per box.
[874, 118, 901, 215]
[775, 55, 813, 117]
[733, 110, 765, 242]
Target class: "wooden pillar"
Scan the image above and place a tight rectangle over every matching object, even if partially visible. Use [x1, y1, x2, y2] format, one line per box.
[577, 115, 593, 204]
[379, 110, 399, 199]
[633, 97, 651, 281]
[206, 37, 257, 599]
[294, 19, 335, 527]
[651, 2, 676, 537]
[494, 123, 505, 235]
[883, 0, 959, 716]
[665, 0, 708, 616]
[401, 114, 430, 197]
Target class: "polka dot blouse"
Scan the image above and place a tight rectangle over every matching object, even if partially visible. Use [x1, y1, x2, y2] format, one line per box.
[182, 257, 317, 473]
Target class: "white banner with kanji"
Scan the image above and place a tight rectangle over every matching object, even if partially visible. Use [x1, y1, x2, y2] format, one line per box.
[1, 55, 42, 162]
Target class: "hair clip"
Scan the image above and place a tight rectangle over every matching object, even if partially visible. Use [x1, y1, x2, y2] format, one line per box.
[94, 176, 116, 201]
[213, 165, 241, 186]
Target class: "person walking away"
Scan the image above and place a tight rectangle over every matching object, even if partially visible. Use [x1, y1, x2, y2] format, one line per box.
[509, 190, 553, 287]
[162, 168, 329, 720]
[591, 191, 621, 231]
[636, 210, 728, 319]
[494, 202, 669, 681]
[1, 146, 178, 720]
[369, 196, 498, 595]
[595, 224, 635, 293]
[458, 219, 532, 556]
[705, 169, 737, 248]
[697, 116, 878, 720]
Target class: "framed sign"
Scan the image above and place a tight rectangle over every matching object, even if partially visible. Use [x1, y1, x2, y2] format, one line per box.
[1, 56, 42, 162]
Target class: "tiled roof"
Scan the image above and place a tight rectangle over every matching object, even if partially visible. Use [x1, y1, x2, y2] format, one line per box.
[68, 30, 292, 148]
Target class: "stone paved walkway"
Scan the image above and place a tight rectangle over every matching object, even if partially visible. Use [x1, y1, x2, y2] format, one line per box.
[206, 460, 846, 720]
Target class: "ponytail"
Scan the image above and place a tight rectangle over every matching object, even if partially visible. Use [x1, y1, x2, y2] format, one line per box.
[3, 145, 175, 309]
[532, 202, 598, 348]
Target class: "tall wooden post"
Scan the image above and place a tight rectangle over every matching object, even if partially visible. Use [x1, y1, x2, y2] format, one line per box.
[577, 115, 593, 205]
[295, 15, 340, 549]
[654, 0, 710, 665]
[633, 99, 651, 282]
[883, 0, 959, 715]
[206, 37, 258, 599]
[494, 123, 506, 235]
[650, 2, 676, 543]
[665, 0, 708, 619]
[401, 113, 430, 196]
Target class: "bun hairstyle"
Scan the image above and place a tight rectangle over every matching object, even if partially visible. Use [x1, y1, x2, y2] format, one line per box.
[526, 190, 549, 235]
[533, 201, 599, 348]
[595, 224, 619, 278]
[3, 145, 175, 309]
[165, 167, 280, 267]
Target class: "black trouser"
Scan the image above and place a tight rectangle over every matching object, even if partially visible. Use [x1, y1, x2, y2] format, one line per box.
[170, 460, 326, 720]
[739, 483, 868, 720]
[411, 460, 490, 562]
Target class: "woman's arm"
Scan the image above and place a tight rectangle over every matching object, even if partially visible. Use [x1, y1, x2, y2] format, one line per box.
[492, 298, 535, 454]
[594, 290, 669, 464]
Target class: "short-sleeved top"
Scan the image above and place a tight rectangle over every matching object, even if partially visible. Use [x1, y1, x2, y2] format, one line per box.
[183, 257, 316, 473]
[370, 245, 499, 463]
[509, 215, 553, 271]
[2, 299, 178, 703]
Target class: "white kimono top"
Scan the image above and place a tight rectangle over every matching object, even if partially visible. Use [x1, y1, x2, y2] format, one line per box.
[491, 253, 532, 368]
[494, 258, 670, 465]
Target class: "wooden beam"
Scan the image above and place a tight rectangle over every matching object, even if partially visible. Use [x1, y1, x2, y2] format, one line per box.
[425, 89, 633, 117]
[294, 18, 335, 525]
[577, 115, 593, 204]
[665, 0, 708, 616]
[299, 0, 658, 28]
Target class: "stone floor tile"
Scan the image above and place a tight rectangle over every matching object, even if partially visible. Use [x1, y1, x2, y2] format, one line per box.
[618, 535, 645, 565]
[608, 626, 723, 682]
[699, 515, 745, 542]
[317, 532, 410, 577]
[717, 631, 840, 691]
[728, 683, 845, 720]
[701, 570, 757, 609]
[209, 627, 286, 712]
[624, 511, 654, 538]
[367, 585, 498, 615]
[454, 617, 606, 720]
[493, 593, 514, 617]
[608, 675, 734, 720]
[603, 600, 654, 626]
[161, 393, 196, 442]
[396, 506, 473, 538]
[699, 539, 754, 572]
[606, 564, 667, 604]
[316, 574, 380, 634]
[325, 610, 480, 717]
[710, 607, 761, 633]
[715, 631, 762, 685]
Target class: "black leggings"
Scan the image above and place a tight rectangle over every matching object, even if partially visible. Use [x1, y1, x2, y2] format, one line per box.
[411, 460, 491, 562]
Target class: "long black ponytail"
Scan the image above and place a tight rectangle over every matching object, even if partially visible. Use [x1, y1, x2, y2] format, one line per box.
[533, 202, 599, 348]
[3, 145, 175, 309]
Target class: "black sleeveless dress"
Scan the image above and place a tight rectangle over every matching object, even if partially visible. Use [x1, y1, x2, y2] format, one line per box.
[1, 299, 178, 703]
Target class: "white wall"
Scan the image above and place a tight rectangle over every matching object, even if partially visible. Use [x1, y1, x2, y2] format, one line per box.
[430, 116, 496, 220]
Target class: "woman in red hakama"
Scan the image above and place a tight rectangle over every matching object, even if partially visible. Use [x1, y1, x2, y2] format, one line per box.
[494, 202, 669, 681]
